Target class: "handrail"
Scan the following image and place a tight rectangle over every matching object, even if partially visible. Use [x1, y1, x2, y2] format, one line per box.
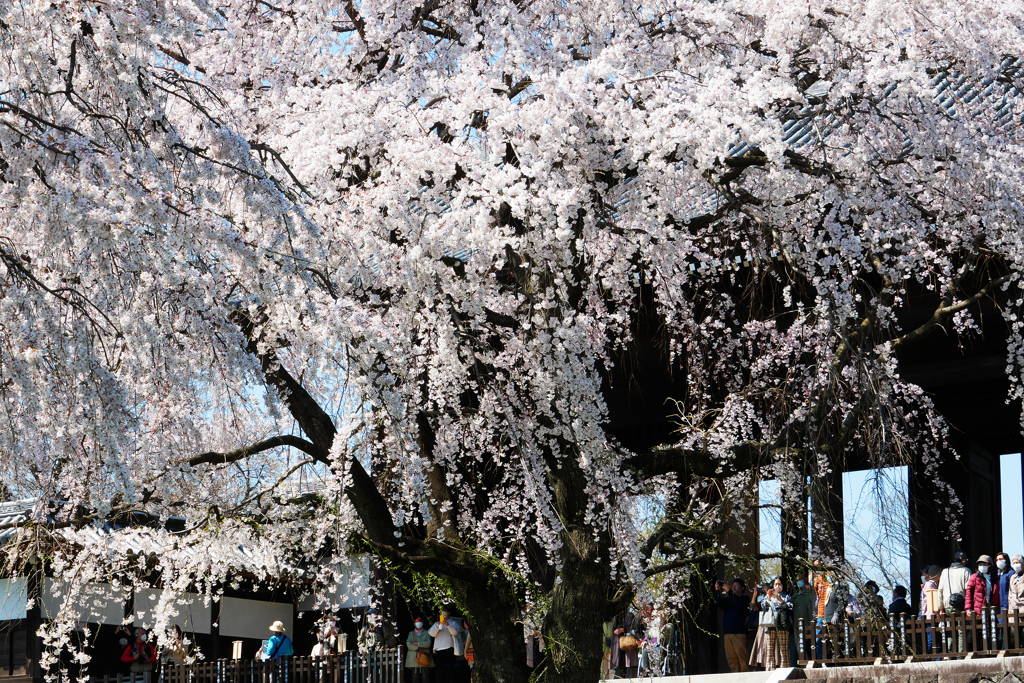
[797, 607, 1024, 665]
[89, 650, 405, 683]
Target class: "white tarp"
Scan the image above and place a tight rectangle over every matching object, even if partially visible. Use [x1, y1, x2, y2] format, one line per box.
[296, 556, 371, 611]
[219, 597, 293, 640]
[0, 577, 28, 620]
[134, 588, 212, 633]
[42, 579, 127, 624]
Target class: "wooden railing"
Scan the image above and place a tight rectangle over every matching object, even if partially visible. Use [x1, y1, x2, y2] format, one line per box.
[797, 608, 1024, 664]
[154, 651, 404, 683]
[88, 674, 153, 683]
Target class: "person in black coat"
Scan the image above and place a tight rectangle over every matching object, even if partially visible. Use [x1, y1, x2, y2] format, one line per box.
[888, 586, 914, 617]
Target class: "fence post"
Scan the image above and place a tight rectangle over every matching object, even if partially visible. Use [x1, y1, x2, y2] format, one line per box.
[798, 618, 805, 662]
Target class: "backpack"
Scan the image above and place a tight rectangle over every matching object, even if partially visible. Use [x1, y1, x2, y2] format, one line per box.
[940, 567, 969, 611]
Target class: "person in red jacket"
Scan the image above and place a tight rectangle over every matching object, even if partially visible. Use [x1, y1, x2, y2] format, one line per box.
[965, 555, 999, 614]
[121, 628, 159, 674]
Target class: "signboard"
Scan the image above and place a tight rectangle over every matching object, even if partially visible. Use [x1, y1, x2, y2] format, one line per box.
[42, 579, 126, 624]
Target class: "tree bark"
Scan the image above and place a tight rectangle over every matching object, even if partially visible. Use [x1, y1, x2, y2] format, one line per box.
[543, 445, 617, 683]
[450, 572, 529, 683]
[544, 528, 611, 683]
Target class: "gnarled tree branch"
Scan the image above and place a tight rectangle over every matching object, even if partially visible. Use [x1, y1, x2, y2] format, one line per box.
[188, 435, 326, 466]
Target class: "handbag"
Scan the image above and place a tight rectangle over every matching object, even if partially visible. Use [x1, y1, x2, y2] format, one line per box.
[758, 606, 776, 627]
[465, 646, 474, 663]
[619, 634, 639, 652]
[774, 604, 790, 628]
[415, 650, 431, 667]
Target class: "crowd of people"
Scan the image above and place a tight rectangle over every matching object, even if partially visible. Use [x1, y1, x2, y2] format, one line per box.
[120, 553, 1024, 681]
[343, 605, 475, 683]
[714, 551, 1024, 672]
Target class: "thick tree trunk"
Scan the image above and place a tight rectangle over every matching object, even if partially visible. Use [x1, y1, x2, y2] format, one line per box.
[544, 527, 611, 683]
[542, 447, 617, 683]
[450, 572, 529, 683]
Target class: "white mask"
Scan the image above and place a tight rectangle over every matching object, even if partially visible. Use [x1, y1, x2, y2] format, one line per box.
[140, 635, 148, 642]
[997, 560, 1007, 570]
[415, 622, 423, 629]
[1013, 563, 1023, 573]
[921, 575, 927, 583]
[979, 565, 989, 574]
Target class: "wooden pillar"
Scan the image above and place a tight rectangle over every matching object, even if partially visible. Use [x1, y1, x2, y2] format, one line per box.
[25, 569, 42, 683]
[716, 486, 759, 673]
[210, 598, 221, 661]
[810, 464, 844, 561]
[781, 485, 809, 587]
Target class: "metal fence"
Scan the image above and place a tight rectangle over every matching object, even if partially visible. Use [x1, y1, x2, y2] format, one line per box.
[797, 608, 1024, 664]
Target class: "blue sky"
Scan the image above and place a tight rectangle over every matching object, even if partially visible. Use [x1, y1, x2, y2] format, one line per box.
[1001, 454, 1024, 555]
[759, 454, 1024, 603]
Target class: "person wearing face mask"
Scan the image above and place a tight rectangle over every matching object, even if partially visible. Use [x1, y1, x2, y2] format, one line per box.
[121, 628, 158, 674]
[1008, 556, 1024, 624]
[791, 573, 815, 661]
[113, 625, 133, 676]
[996, 553, 1014, 612]
[428, 605, 461, 683]
[918, 567, 933, 617]
[966, 555, 999, 615]
[754, 577, 793, 670]
[994, 552, 1014, 648]
[405, 616, 434, 682]
[920, 566, 942, 652]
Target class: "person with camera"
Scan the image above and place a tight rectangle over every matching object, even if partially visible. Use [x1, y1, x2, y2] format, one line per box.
[714, 578, 750, 673]
[429, 605, 462, 683]
[753, 577, 793, 670]
[112, 625, 133, 676]
[120, 628, 158, 674]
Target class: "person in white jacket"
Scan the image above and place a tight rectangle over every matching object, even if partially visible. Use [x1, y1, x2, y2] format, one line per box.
[938, 551, 972, 652]
[428, 606, 462, 683]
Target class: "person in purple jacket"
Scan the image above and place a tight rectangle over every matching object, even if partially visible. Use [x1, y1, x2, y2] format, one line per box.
[996, 551, 1014, 648]
[997, 552, 1014, 611]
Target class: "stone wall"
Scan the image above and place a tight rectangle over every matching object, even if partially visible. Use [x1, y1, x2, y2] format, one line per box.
[800, 656, 1024, 683]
